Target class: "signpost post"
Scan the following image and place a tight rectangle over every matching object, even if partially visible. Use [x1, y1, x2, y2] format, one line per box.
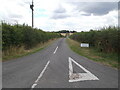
[30, 0, 34, 28]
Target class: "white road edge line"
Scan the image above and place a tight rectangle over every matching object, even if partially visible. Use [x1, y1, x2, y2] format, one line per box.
[53, 46, 58, 54]
[31, 61, 50, 89]
[69, 57, 99, 82]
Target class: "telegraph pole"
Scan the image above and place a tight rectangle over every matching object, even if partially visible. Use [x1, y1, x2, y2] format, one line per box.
[30, 0, 34, 27]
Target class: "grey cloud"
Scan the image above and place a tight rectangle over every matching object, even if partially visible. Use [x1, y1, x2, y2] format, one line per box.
[119, 1, 120, 10]
[81, 13, 91, 16]
[9, 14, 23, 19]
[52, 4, 70, 19]
[51, 13, 70, 19]
[54, 4, 66, 13]
[71, 2, 118, 16]
[54, 8, 66, 13]
[84, 2, 117, 15]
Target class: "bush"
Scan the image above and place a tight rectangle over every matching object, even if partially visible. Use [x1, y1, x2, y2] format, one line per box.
[2, 23, 61, 51]
[70, 26, 119, 53]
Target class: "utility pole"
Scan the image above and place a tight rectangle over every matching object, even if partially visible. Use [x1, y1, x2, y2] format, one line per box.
[30, 0, 34, 27]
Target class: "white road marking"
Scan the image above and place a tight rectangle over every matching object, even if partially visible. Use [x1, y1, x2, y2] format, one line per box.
[31, 84, 37, 88]
[53, 46, 58, 54]
[69, 57, 99, 82]
[31, 61, 50, 89]
[69, 57, 73, 76]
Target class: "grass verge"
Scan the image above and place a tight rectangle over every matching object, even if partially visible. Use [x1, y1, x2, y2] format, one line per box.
[66, 38, 118, 69]
[3, 38, 58, 61]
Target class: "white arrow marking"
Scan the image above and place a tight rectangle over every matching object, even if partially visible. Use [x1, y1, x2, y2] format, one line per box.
[69, 57, 99, 82]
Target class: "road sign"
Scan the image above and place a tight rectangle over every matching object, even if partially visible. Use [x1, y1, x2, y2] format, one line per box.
[80, 43, 89, 47]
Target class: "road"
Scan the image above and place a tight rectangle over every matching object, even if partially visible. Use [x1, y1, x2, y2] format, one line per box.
[3, 38, 118, 88]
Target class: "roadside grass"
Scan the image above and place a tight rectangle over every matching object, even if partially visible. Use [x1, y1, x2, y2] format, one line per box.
[66, 38, 118, 69]
[3, 38, 58, 61]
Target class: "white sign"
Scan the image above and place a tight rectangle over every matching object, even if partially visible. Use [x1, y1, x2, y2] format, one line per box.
[80, 43, 89, 47]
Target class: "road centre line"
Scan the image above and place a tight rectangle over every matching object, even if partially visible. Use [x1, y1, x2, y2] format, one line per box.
[31, 60, 50, 89]
[31, 84, 37, 88]
[53, 46, 58, 54]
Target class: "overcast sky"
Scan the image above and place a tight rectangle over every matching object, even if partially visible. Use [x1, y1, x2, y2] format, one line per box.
[0, 0, 119, 32]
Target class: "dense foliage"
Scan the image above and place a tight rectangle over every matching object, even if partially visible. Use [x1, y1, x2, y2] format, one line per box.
[70, 27, 119, 53]
[56, 30, 77, 33]
[2, 23, 61, 50]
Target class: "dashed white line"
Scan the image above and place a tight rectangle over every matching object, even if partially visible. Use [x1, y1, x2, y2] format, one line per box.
[53, 46, 58, 54]
[31, 84, 37, 88]
[31, 61, 50, 89]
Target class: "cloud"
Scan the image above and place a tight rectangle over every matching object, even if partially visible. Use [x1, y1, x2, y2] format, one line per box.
[51, 13, 70, 19]
[71, 2, 118, 16]
[9, 14, 23, 19]
[51, 4, 71, 19]
[84, 2, 117, 15]
[0, 0, 118, 32]
[54, 4, 66, 13]
[80, 12, 91, 16]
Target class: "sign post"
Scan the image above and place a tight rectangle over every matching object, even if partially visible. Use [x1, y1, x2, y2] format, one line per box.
[30, 0, 34, 28]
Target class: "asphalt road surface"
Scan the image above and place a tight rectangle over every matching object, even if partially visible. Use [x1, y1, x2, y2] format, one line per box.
[3, 38, 118, 88]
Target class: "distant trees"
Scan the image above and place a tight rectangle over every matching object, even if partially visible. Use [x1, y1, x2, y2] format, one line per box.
[57, 30, 77, 33]
[70, 26, 119, 53]
[2, 23, 61, 51]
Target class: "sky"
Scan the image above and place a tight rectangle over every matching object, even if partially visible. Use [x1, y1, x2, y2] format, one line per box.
[0, 0, 119, 32]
